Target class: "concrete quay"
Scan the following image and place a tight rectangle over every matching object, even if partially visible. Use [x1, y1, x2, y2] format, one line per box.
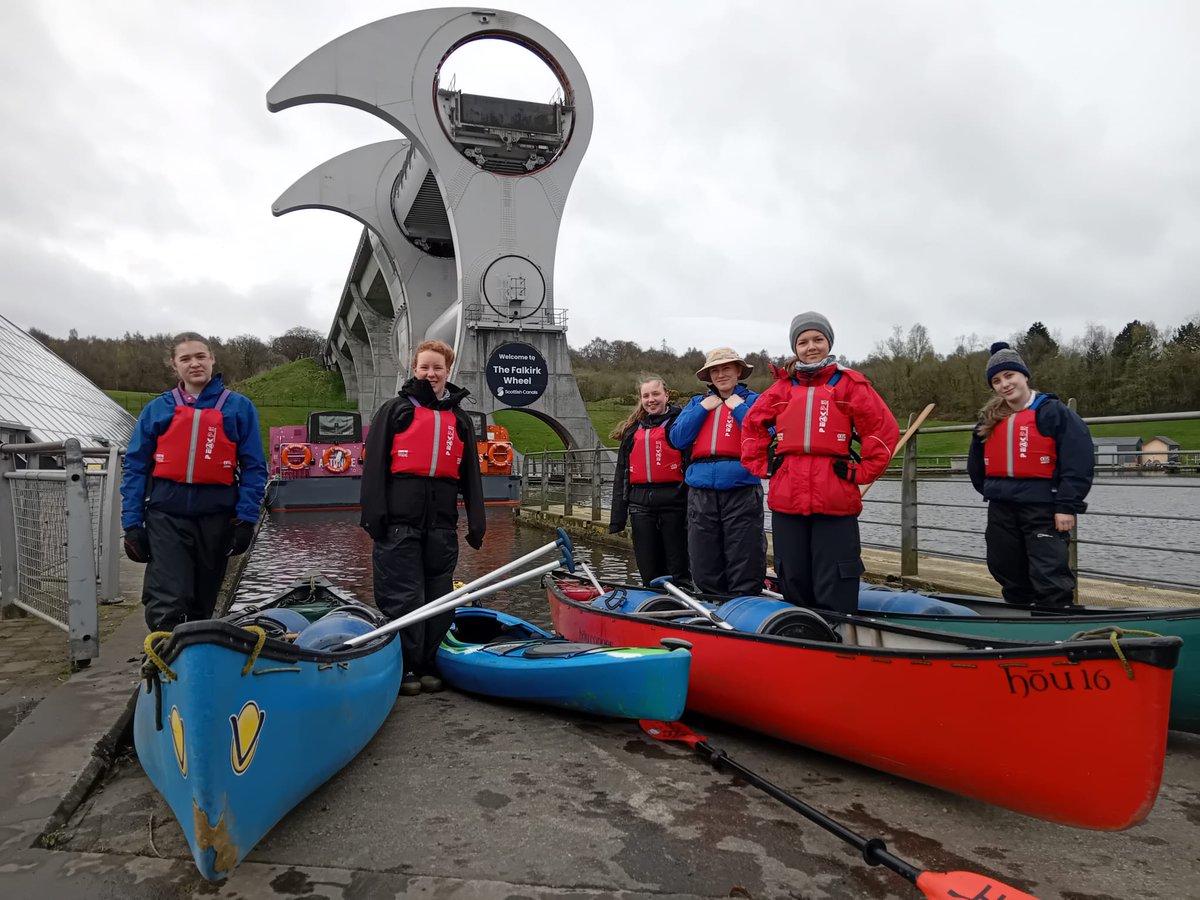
[1, 553, 1199, 898]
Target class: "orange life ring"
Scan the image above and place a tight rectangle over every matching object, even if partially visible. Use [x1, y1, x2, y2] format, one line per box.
[322, 446, 353, 474]
[485, 443, 512, 467]
[280, 444, 312, 470]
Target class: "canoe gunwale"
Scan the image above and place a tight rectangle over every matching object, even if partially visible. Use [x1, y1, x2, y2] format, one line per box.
[150, 619, 397, 667]
[546, 574, 1183, 671]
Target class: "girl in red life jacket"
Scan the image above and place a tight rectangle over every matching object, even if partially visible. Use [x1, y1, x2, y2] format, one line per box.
[360, 339, 486, 696]
[609, 375, 691, 587]
[967, 342, 1094, 607]
[741, 313, 899, 615]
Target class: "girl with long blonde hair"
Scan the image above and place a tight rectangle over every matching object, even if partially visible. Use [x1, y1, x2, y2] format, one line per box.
[609, 375, 691, 586]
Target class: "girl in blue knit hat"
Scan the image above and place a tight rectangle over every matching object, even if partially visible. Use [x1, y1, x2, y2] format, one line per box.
[967, 341, 1094, 606]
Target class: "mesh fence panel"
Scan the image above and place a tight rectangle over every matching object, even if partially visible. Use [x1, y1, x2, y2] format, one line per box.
[10, 478, 69, 623]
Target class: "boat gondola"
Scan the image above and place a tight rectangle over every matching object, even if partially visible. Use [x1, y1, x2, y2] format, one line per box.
[134, 573, 402, 880]
[438, 606, 690, 720]
[546, 574, 1181, 831]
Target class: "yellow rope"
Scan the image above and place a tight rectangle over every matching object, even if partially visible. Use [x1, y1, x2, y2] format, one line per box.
[240, 625, 268, 676]
[1068, 627, 1162, 681]
[143, 632, 177, 681]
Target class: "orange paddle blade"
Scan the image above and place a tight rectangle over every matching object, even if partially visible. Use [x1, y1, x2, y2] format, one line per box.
[917, 869, 1041, 900]
[640, 720, 705, 747]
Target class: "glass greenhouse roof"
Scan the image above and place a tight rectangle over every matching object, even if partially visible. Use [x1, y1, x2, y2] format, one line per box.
[0, 316, 135, 447]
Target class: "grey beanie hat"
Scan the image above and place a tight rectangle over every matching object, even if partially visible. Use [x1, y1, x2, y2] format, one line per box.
[984, 341, 1031, 385]
[789, 311, 834, 351]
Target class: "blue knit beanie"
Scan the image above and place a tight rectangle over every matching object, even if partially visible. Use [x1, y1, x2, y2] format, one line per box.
[984, 342, 1031, 385]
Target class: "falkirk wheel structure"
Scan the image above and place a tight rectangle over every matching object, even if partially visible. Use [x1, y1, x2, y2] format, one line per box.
[268, 7, 602, 449]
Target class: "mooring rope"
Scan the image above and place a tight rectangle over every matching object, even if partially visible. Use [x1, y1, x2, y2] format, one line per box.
[1068, 627, 1162, 681]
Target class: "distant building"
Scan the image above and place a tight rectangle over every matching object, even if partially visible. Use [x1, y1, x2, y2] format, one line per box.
[1092, 436, 1143, 468]
[0, 316, 135, 448]
[1141, 436, 1181, 467]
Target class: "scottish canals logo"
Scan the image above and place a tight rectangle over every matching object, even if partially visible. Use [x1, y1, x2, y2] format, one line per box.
[485, 342, 549, 408]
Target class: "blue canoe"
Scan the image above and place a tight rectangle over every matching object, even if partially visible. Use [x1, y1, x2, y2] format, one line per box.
[437, 606, 691, 720]
[134, 574, 401, 880]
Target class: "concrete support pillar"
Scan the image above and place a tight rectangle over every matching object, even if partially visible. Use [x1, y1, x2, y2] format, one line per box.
[349, 283, 400, 405]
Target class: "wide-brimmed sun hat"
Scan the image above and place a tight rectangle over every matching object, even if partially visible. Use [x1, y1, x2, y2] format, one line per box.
[696, 347, 753, 382]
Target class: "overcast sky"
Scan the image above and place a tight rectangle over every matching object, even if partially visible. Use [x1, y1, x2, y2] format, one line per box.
[2, 1, 1198, 364]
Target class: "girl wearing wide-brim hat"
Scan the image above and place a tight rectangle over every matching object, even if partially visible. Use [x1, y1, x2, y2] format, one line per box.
[666, 347, 766, 595]
[741, 313, 898, 615]
[967, 342, 1094, 606]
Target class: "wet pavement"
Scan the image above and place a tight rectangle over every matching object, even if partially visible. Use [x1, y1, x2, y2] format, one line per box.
[1, 519, 1199, 898]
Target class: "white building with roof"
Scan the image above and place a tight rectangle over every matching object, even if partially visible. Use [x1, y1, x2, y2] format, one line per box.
[0, 316, 135, 448]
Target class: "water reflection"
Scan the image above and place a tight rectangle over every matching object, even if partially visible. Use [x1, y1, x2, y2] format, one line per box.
[234, 508, 637, 628]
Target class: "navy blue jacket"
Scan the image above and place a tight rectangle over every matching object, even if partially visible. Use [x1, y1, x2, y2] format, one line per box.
[668, 383, 761, 490]
[121, 376, 268, 528]
[967, 392, 1094, 514]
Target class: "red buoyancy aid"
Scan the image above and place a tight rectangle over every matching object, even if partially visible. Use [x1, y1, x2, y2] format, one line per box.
[630, 423, 684, 484]
[390, 402, 464, 479]
[691, 404, 742, 460]
[153, 388, 237, 485]
[983, 395, 1057, 478]
[775, 372, 854, 457]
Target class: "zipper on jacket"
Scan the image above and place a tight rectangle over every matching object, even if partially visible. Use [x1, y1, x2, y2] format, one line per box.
[802, 386, 815, 454]
[184, 408, 202, 484]
[428, 410, 442, 477]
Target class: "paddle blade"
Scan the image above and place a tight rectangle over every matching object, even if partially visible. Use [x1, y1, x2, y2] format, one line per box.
[639, 719, 705, 747]
[916, 869, 1041, 900]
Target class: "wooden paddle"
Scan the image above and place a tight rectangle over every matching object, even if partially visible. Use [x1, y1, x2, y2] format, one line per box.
[861, 402, 936, 497]
[640, 719, 1041, 900]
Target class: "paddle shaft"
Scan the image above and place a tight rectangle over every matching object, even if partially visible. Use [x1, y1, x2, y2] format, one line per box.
[696, 740, 919, 883]
[344, 558, 563, 646]
[656, 579, 735, 630]
[579, 561, 604, 595]
[860, 402, 935, 497]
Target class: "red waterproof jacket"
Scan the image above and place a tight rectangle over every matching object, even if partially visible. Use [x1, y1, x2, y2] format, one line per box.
[742, 365, 898, 516]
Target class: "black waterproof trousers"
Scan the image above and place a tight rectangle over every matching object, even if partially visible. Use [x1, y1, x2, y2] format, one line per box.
[986, 500, 1074, 606]
[686, 484, 767, 595]
[771, 512, 864, 615]
[372, 523, 458, 676]
[142, 508, 233, 631]
[630, 506, 690, 587]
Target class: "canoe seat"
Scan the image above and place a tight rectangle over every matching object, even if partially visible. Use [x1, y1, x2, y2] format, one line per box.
[521, 641, 607, 659]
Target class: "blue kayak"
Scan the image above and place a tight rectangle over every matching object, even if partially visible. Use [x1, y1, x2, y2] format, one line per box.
[437, 606, 691, 720]
[134, 574, 401, 880]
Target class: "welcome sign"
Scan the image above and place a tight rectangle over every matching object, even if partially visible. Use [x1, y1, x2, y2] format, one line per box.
[485, 342, 548, 407]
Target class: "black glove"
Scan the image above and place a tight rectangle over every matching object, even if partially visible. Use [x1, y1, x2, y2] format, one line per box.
[123, 526, 150, 563]
[227, 520, 255, 557]
[466, 530, 484, 550]
[832, 459, 859, 484]
[608, 521, 626, 534]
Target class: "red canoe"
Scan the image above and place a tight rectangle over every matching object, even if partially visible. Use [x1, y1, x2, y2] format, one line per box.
[547, 576, 1180, 831]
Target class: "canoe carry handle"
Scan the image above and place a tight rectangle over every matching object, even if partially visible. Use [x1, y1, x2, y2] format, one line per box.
[658, 638, 693, 652]
[650, 576, 735, 631]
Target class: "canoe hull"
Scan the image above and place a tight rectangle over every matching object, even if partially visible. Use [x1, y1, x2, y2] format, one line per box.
[548, 578, 1178, 831]
[437, 607, 690, 720]
[858, 589, 1200, 733]
[135, 613, 401, 879]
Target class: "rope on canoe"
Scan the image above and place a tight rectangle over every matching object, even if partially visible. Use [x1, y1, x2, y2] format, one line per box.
[1068, 627, 1163, 681]
[143, 631, 177, 681]
[241, 625, 267, 675]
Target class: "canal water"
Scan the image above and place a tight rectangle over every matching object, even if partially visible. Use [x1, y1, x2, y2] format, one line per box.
[232, 507, 637, 626]
[857, 475, 1199, 588]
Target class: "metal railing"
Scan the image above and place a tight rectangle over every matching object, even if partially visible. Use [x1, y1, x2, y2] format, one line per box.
[0, 439, 123, 664]
[464, 303, 568, 332]
[520, 447, 616, 519]
[863, 409, 1200, 593]
[518, 410, 1200, 596]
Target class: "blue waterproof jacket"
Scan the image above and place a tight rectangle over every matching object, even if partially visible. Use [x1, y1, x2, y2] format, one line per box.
[120, 375, 268, 528]
[668, 383, 761, 490]
[966, 392, 1094, 514]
